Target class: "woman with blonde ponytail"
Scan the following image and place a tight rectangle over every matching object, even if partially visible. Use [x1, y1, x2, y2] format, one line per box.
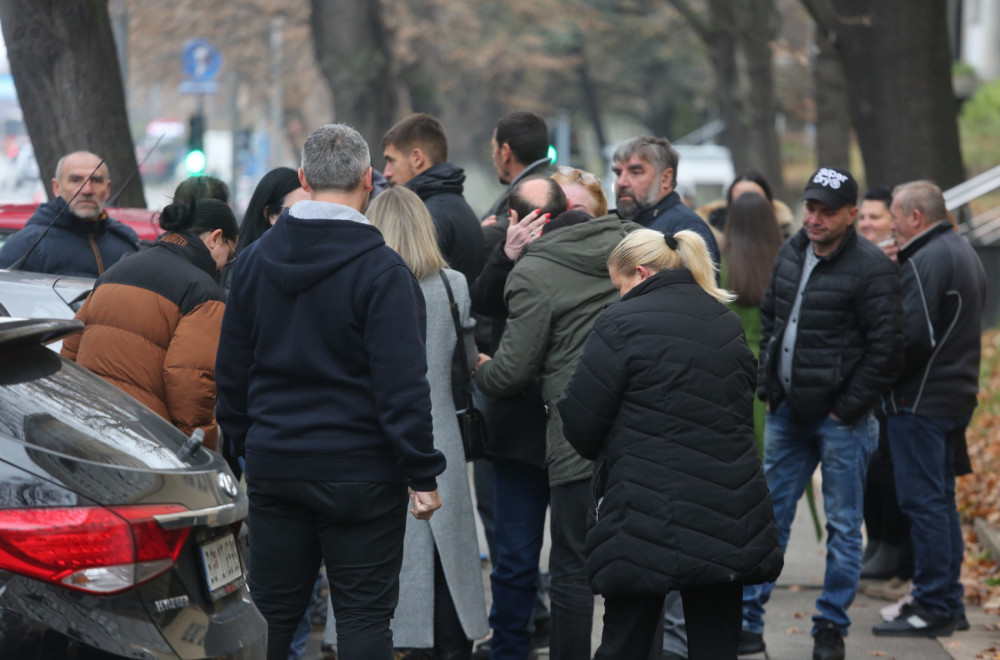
[558, 227, 783, 660]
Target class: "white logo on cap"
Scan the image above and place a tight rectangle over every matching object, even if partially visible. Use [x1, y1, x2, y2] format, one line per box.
[813, 168, 848, 190]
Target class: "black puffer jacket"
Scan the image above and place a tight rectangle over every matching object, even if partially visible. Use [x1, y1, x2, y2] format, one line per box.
[407, 162, 485, 282]
[759, 227, 903, 423]
[889, 221, 986, 417]
[558, 269, 783, 594]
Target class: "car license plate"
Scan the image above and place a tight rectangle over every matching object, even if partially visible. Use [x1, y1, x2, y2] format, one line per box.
[199, 534, 243, 599]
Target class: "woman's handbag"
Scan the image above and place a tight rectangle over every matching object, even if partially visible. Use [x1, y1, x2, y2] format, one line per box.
[440, 271, 487, 461]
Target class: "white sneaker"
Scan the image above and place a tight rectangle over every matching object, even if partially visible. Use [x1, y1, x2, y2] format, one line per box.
[881, 593, 914, 622]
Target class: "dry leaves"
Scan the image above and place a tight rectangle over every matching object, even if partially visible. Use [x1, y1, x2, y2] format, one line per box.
[958, 331, 1000, 611]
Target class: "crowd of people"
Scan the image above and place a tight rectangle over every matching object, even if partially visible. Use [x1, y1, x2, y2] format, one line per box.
[0, 109, 986, 660]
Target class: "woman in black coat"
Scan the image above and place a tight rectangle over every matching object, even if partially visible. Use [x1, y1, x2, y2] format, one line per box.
[558, 228, 783, 660]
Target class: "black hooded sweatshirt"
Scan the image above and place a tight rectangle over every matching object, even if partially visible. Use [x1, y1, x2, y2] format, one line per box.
[406, 162, 485, 282]
[215, 201, 446, 491]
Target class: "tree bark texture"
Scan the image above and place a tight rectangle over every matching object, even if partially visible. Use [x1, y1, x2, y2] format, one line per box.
[0, 0, 145, 207]
[667, 0, 785, 197]
[806, 0, 964, 189]
[309, 0, 410, 158]
[812, 26, 852, 171]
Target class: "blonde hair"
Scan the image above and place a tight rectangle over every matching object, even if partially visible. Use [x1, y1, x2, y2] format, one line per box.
[551, 166, 608, 217]
[608, 229, 735, 304]
[366, 187, 447, 280]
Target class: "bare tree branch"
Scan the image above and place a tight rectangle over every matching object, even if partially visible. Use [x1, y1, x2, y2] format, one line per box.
[799, 0, 840, 37]
[663, 0, 713, 41]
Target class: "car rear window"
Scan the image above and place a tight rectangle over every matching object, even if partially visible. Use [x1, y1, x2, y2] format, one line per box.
[0, 345, 202, 470]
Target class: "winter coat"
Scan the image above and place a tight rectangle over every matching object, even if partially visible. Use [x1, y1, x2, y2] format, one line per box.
[354, 270, 489, 646]
[407, 162, 485, 283]
[474, 214, 631, 486]
[215, 201, 445, 489]
[557, 269, 783, 594]
[888, 221, 986, 417]
[631, 191, 720, 267]
[61, 231, 224, 449]
[759, 226, 904, 423]
[0, 198, 138, 277]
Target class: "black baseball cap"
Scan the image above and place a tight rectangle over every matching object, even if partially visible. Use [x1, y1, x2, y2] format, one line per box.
[802, 167, 858, 210]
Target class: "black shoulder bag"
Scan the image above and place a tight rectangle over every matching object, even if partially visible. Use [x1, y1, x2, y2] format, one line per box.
[440, 271, 487, 461]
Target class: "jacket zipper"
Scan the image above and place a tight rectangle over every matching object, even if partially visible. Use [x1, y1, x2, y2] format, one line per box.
[89, 231, 105, 275]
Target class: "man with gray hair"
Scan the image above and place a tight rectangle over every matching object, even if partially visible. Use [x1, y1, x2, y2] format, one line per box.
[873, 180, 985, 639]
[612, 136, 719, 266]
[216, 123, 446, 660]
[0, 150, 138, 276]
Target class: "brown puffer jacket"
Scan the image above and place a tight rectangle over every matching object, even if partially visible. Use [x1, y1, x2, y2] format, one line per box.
[61, 232, 225, 450]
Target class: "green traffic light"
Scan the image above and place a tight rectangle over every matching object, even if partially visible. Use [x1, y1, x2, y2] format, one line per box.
[184, 149, 207, 175]
[548, 145, 557, 164]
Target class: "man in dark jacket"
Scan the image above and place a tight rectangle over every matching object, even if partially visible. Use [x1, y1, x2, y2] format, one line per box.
[216, 124, 445, 660]
[612, 136, 719, 267]
[0, 151, 138, 276]
[872, 181, 986, 639]
[382, 113, 484, 282]
[481, 111, 555, 252]
[741, 167, 903, 660]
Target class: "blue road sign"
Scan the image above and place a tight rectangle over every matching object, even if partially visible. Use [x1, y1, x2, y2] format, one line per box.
[181, 39, 223, 83]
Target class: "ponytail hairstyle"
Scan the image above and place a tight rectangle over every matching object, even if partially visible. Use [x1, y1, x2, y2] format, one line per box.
[158, 199, 239, 242]
[607, 228, 735, 304]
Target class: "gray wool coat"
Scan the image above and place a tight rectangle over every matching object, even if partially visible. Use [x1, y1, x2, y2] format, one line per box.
[325, 268, 488, 648]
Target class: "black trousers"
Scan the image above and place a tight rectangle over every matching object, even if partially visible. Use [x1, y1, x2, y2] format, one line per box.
[246, 478, 408, 660]
[548, 480, 595, 660]
[595, 583, 742, 660]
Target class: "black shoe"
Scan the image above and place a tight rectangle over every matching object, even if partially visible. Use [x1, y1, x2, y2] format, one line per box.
[471, 640, 537, 660]
[737, 629, 765, 655]
[531, 617, 550, 648]
[319, 644, 338, 660]
[951, 612, 970, 631]
[812, 620, 845, 660]
[872, 600, 953, 638]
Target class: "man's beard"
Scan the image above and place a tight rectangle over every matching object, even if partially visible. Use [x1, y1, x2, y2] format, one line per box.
[616, 188, 658, 220]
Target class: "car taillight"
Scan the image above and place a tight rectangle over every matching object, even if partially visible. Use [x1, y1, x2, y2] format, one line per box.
[0, 504, 190, 594]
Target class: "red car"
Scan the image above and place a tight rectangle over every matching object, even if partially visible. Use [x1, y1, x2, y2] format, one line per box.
[0, 202, 163, 249]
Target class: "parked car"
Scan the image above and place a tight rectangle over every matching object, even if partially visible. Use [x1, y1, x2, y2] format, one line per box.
[0, 316, 265, 658]
[0, 270, 94, 352]
[0, 202, 163, 252]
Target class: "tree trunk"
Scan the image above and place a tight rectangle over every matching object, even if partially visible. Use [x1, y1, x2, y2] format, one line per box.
[742, 0, 786, 199]
[812, 26, 851, 171]
[309, 0, 410, 158]
[702, 3, 752, 175]
[809, 0, 964, 189]
[0, 0, 145, 207]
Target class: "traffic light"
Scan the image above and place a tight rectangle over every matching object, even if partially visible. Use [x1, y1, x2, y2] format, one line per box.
[185, 113, 206, 175]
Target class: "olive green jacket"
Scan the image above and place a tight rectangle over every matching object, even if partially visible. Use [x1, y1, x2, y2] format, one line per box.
[475, 214, 634, 486]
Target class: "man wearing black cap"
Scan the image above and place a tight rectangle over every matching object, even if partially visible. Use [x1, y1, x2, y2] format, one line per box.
[739, 168, 903, 660]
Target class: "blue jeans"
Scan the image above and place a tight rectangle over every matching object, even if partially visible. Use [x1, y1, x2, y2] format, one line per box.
[490, 458, 550, 660]
[742, 405, 878, 636]
[887, 411, 970, 619]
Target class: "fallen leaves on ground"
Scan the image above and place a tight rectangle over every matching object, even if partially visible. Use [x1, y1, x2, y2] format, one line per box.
[958, 330, 1000, 612]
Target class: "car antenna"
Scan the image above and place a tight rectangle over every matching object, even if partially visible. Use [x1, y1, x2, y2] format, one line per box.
[107, 133, 166, 207]
[6, 158, 107, 272]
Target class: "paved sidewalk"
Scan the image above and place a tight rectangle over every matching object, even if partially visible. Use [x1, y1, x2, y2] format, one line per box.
[307, 481, 1000, 658]
[739, 496, 1000, 660]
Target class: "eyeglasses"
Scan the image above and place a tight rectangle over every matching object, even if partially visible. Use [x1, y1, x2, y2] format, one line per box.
[225, 239, 238, 266]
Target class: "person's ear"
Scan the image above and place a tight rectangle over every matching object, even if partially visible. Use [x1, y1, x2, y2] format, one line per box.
[363, 166, 373, 193]
[298, 167, 311, 193]
[660, 167, 674, 194]
[410, 148, 426, 172]
[636, 264, 652, 280]
[210, 228, 224, 247]
[500, 142, 512, 164]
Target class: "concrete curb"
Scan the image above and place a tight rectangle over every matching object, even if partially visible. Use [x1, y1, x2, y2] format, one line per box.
[974, 517, 1000, 561]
